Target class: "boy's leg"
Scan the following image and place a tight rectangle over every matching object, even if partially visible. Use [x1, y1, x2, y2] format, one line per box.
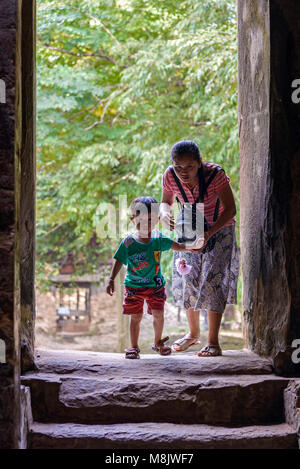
[129, 312, 143, 349]
[146, 287, 167, 348]
[151, 309, 171, 355]
[146, 287, 171, 353]
[122, 287, 144, 349]
[151, 309, 164, 348]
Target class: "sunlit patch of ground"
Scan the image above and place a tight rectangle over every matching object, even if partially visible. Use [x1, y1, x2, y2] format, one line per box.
[35, 290, 244, 354]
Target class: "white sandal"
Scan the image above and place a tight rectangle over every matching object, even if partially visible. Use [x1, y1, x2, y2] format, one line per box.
[171, 334, 201, 352]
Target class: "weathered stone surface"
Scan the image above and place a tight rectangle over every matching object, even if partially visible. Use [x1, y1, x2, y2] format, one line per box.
[0, 0, 18, 450]
[19, 385, 33, 449]
[1, 0, 300, 450]
[0, 0, 36, 448]
[274, 348, 300, 377]
[32, 348, 274, 376]
[28, 422, 298, 449]
[22, 372, 289, 426]
[0, 0, 36, 362]
[238, 0, 300, 370]
[284, 379, 300, 446]
[19, 0, 36, 374]
[21, 349, 288, 427]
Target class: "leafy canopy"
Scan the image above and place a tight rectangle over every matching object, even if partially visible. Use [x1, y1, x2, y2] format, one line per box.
[36, 0, 239, 292]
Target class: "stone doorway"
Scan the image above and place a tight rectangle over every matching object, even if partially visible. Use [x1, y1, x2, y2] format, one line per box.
[1, 0, 300, 449]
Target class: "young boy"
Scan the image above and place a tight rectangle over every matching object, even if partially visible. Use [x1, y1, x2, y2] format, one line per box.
[106, 196, 198, 359]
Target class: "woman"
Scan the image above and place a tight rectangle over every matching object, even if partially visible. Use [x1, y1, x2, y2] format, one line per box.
[160, 140, 239, 356]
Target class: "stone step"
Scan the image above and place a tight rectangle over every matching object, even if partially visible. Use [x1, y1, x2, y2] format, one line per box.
[29, 422, 298, 449]
[21, 372, 289, 426]
[32, 349, 275, 376]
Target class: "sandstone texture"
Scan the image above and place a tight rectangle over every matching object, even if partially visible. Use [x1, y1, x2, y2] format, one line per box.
[238, 0, 300, 373]
[22, 349, 300, 449]
[0, 0, 17, 449]
[29, 422, 298, 450]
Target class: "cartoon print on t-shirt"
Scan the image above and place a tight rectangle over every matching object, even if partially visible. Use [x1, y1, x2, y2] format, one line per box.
[153, 251, 161, 263]
[129, 251, 149, 274]
[130, 275, 151, 284]
[129, 252, 147, 264]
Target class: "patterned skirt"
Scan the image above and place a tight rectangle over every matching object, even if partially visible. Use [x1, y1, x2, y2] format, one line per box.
[172, 223, 240, 314]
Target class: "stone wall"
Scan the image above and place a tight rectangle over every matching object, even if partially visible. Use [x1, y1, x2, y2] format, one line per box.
[0, 0, 19, 449]
[19, 0, 36, 373]
[0, 0, 300, 449]
[0, 0, 36, 448]
[238, 0, 300, 374]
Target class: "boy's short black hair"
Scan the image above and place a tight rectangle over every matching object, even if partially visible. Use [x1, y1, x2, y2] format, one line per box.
[130, 196, 159, 216]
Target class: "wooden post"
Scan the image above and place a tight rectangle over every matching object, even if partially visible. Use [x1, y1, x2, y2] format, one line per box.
[115, 265, 130, 352]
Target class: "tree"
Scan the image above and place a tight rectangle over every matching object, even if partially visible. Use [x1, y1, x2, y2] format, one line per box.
[36, 0, 239, 292]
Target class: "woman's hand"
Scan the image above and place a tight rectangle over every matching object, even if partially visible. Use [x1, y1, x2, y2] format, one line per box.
[159, 202, 175, 231]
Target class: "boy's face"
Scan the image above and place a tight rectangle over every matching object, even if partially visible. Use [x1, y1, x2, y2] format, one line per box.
[131, 210, 159, 236]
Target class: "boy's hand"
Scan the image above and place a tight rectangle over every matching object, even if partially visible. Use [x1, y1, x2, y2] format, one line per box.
[187, 231, 210, 252]
[106, 278, 115, 296]
[187, 235, 205, 250]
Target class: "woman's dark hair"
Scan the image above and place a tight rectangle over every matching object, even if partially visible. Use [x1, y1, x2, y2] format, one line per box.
[171, 140, 201, 163]
[170, 140, 207, 201]
[130, 196, 159, 216]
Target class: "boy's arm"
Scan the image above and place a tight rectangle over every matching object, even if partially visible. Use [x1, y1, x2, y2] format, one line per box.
[171, 241, 192, 252]
[106, 260, 123, 296]
[170, 236, 205, 252]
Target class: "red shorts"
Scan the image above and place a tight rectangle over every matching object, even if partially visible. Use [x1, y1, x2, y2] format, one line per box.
[122, 286, 167, 315]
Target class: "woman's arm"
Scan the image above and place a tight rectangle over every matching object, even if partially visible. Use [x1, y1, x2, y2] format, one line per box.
[190, 184, 236, 253]
[160, 190, 176, 230]
[207, 183, 236, 237]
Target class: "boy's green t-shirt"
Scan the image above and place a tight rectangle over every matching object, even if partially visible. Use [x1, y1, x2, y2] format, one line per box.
[113, 229, 174, 288]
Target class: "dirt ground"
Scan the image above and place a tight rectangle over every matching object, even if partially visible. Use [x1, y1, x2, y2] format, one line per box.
[35, 288, 244, 354]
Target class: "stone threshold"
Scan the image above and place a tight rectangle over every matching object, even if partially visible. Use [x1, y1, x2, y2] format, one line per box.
[32, 348, 274, 376]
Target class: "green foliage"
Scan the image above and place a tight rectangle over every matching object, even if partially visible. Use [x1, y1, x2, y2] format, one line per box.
[36, 0, 240, 303]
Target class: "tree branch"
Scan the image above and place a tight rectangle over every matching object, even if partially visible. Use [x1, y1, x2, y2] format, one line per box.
[41, 223, 64, 238]
[73, 6, 121, 46]
[84, 87, 128, 130]
[41, 42, 116, 64]
[109, 171, 134, 186]
[177, 119, 211, 127]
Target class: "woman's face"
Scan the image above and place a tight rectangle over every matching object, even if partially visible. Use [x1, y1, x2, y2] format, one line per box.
[173, 154, 201, 184]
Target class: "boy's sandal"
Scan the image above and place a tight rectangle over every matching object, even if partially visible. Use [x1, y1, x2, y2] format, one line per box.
[152, 336, 172, 356]
[197, 344, 222, 357]
[125, 347, 140, 359]
[171, 334, 201, 352]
